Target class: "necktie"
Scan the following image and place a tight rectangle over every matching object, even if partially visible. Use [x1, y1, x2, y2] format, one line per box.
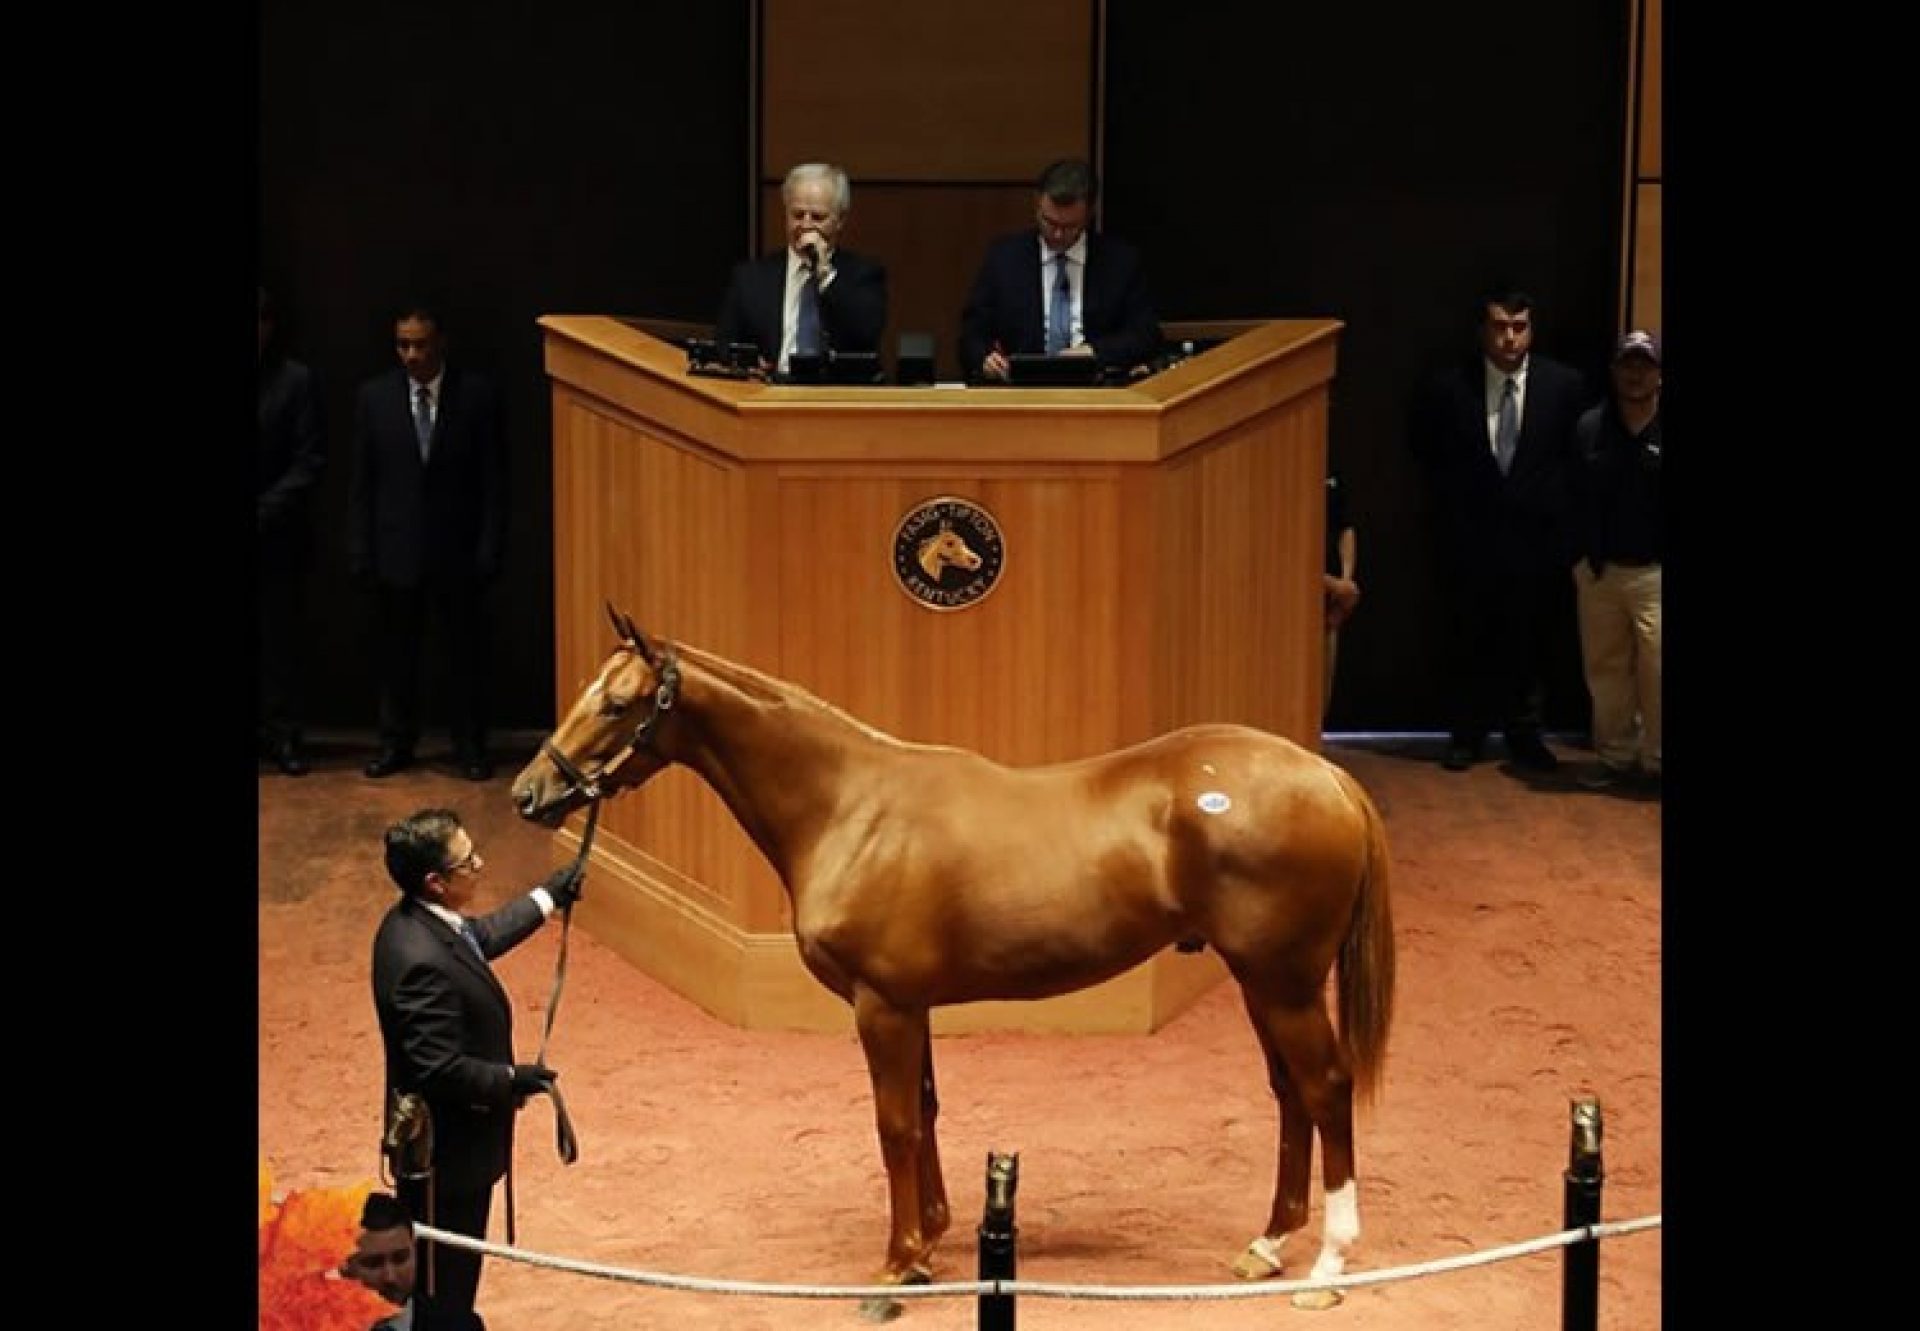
[794, 273, 822, 357]
[1494, 377, 1519, 475]
[1046, 253, 1072, 355]
[413, 385, 433, 463]
[458, 919, 486, 964]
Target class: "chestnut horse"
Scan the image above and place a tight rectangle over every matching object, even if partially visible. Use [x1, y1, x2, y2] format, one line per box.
[512, 608, 1395, 1306]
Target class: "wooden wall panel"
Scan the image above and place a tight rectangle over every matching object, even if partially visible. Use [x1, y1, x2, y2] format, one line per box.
[1633, 183, 1662, 338]
[761, 1, 1092, 180]
[1638, 0, 1662, 177]
[772, 469, 1126, 766]
[1154, 393, 1327, 747]
[1622, 0, 1661, 335]
[551, 389, 768, 926]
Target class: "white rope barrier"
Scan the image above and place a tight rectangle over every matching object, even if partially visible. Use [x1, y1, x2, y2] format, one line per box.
[415, 1212, 1660, 1303]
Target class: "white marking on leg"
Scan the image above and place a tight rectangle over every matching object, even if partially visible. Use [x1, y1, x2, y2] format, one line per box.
[1234, 1230, 1287, 1277]
[1309, 1180, 1360, 1279]
[1251, 1233, 1285, 1268]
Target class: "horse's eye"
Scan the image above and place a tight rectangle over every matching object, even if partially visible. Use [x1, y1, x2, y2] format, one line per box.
[598, 693, 629, 719]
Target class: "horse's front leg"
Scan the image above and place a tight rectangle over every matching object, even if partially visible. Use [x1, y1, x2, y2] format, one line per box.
[918, 1026, 950, 1247]
[852, 986, 936, 1289]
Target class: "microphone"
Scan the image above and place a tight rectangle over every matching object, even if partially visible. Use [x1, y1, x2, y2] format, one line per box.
[799, 241, 820, 272]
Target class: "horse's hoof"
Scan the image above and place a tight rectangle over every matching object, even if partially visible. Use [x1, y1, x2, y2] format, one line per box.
[857, 1266, 930, 1321]
[1292, 1288, 1345, 1311]
[1230, 1236, 1284, 1280]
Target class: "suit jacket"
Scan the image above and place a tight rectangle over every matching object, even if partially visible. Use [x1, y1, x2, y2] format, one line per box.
[347, 365, 506, 589]
[714, 248, 888, 365]
[1408, 352, 1591, 570]
[258, 353, 326, 566]
[958, 230, 1160, 378]
[371, 894, 547, 1195]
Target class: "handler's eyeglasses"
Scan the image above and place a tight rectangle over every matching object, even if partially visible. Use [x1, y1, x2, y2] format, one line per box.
[439, 847, 483, 876]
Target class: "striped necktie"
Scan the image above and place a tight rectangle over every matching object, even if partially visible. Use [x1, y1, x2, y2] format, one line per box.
[1494, 377, 1519, 474]
[795, 274, 822, 357]
[1046, 253, 1072, 355]
[458, 919, 486, 964]
[413, 384, 434, 463]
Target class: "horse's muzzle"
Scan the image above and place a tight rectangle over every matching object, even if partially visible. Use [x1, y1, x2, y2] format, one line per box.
[509, 767, 579, 827]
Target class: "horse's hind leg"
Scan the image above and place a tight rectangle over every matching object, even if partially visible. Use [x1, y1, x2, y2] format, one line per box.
[918, 1027, 951, 1247]
[1236, 988, 1361, 1306]
[1229, 1023, 1314, 1279]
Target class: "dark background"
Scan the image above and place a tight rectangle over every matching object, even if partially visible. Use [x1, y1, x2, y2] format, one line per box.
[258, 0, 1628, 737]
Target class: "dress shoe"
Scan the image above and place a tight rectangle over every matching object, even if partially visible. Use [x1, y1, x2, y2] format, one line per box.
[272, 740, 310, 777]
[363, 748, 414, 779]
[1441, 736, 1482, 772]
[1506, 732, 1560, 772]
[1577, 761, 1630, 790]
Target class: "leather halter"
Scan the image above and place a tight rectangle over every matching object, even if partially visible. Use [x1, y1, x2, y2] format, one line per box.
[539, 645, 681, 805]
[518, 646, 680, 1187]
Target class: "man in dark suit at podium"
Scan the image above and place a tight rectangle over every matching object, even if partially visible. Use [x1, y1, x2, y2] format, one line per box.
[714, 162, 888, 378]
[348, 298, 507, 782]
[1409, 289, 1592, 773]
[959, 158, 1160, 383]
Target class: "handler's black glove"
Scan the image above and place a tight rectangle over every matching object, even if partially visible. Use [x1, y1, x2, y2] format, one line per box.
[510, 1063, 558, 1099]
[540, 864, 585, 911]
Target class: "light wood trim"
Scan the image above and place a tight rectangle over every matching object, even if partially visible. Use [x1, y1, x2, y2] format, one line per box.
[540, 314, 1341, 464]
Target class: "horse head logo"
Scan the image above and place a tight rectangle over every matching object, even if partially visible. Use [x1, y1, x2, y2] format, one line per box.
[891, 496, 1007, 611]
[915, 520, 982, 581]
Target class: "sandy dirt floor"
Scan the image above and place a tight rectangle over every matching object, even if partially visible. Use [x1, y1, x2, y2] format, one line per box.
[259, 736, 1660, 1330]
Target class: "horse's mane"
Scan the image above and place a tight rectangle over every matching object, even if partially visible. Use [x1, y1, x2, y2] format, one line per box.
[671, 641, 919, 750]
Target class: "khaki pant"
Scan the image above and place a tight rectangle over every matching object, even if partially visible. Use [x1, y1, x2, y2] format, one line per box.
[1572, 561, 1661, 773]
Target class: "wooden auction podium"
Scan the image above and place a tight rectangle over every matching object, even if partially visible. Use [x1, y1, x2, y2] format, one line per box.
[537, 315, 1341, 1034]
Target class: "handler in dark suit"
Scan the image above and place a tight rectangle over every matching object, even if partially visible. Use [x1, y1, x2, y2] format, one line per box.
[257, 285, 326, 775]
[348, 300, 506, 781]
[714, 162, 888, 377]
[959, 158, 1160, 383]
[1409, 289, 1592, 772]
[372, 807, 582, 1328]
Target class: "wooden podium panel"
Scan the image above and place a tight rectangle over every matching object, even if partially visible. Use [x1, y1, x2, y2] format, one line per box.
[539, 316, 1340, 1032]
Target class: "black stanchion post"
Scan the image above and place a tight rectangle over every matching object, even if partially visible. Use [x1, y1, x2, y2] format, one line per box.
[1561, 1097, 1604, 1331]
[978, 1150, 1020, 1331]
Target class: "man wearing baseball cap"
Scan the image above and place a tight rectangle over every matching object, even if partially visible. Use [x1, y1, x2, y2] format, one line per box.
[1568, 329, 1662, 791]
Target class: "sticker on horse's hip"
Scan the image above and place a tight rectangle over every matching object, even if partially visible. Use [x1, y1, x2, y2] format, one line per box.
[1198, 791, 1232, 814]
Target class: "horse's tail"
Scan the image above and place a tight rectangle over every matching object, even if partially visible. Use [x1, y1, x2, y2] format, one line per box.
[1331, 765, 1395, 1103]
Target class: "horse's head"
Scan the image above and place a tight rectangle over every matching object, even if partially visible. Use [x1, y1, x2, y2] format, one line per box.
[916, 521, 981, 580]
[511, 603, 683, 827]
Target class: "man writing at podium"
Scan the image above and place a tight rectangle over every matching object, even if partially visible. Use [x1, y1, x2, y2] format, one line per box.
[959, 158, 1160, 383]
[715, 162, 888, 379]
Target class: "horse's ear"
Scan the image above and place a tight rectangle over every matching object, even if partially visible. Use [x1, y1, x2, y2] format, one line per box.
[604, 601, 626, 641]
[632, 628, 657, 665]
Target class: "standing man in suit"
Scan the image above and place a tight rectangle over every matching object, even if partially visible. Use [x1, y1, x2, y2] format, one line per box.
[1409, 289, 1591, 772]
[714, 162, 888, 378]
[959, 158, 1161, 383]
[372, 808, 582, 1329]
[258, 284, 326, 776]
[348, 300, 507, 781]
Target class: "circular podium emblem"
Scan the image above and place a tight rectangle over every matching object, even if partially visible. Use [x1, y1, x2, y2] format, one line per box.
[891, 497, 1006, 611]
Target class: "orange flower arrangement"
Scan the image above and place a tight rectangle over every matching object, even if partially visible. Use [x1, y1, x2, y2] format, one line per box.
[258, 1161, 397, 1331]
